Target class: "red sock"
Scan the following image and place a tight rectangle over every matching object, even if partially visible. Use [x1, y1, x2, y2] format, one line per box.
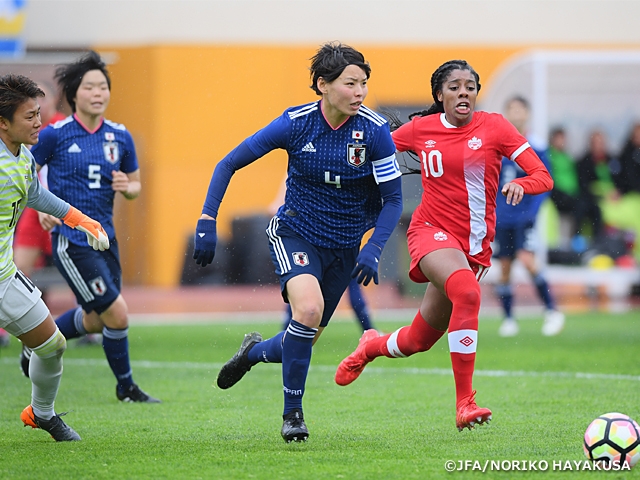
[365, 310, 446, 359]
[445, 269, 481, 404]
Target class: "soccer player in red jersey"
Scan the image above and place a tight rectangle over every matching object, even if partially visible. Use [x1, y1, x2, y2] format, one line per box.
[335, 60, 553, 431]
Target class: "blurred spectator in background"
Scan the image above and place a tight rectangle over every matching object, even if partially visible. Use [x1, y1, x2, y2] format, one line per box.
[598, 123, 640, 264]
[548, 127, 602, 249]
[494, 96, 564, 337]
[577, 129, 621, 204]
[548, 127, 579, 219]
[617, 123, 640, 195]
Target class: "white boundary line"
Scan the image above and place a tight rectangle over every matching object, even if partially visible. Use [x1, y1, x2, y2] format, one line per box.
[125, 307, 554, 326]
[2, 357, 638, 382]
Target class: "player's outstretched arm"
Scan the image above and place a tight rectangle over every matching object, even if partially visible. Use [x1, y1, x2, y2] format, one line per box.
[62, 206, 110, 251]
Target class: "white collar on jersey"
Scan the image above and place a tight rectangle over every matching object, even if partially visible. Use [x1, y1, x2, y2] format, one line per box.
[440, 113, 459, 129]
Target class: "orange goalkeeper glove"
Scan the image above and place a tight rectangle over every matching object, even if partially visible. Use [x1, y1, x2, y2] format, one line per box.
[62, 206, 110, 251]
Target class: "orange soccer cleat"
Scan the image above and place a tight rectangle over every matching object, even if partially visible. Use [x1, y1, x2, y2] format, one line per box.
[21, 405, 81, 441]
[455, 390, 492, 431]
[335, 329, 380, 386]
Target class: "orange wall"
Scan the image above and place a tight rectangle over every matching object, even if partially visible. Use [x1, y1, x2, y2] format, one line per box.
[104, 44, 522, 286]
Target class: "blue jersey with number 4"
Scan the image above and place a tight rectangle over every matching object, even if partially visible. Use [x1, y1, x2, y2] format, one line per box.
[31, 115, 139, 246]
[245, 101, 400, 248]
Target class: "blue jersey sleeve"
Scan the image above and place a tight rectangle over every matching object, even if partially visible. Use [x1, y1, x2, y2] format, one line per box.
[367, 176, 403, 251]
[31, 125, 57, 166]
[119, 130, 139, 173]
[201, 113, 292, 218]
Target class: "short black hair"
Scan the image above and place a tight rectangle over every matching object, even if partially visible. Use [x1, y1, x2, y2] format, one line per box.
[549, 126, 566, 139]
[0, 74, 44, 121]
[309, 42, 371, 96]
[55, 50, 110, 112]
[505, 95, 530, 111]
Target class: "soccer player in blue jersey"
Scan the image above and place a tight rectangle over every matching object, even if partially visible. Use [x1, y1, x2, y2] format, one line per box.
[25, 51, 160, 403]
[193, 42, 403, 442]
[0, 73, 109, 441]
[494, 96, 565, 337]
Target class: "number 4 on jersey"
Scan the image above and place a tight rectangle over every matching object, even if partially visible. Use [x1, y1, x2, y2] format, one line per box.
[325, 171, 341, 188]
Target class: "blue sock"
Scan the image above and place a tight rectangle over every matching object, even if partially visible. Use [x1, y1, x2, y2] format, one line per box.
[348, 282, 373, 331]
[247, 331, 285, 364]
[102, 327, 134, 391]
[533, 274, 555, 310]
[281, 320, 316, 415]
[55, 307, 85, 339]
[495, 283, 513, 318]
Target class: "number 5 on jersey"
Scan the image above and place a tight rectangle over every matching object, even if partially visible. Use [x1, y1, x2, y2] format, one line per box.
[89, 164, 101, 189]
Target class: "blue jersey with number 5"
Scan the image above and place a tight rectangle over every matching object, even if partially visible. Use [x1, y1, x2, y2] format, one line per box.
[31, 115, 139, 246]
[246, 101, 399, 248]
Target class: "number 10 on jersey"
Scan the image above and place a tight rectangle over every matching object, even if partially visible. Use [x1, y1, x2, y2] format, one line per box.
[421, 150, 443, 178]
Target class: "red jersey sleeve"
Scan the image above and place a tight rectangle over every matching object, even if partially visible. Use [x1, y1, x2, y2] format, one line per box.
[512, 148, 554, 194]
[494, 114, 553, 195]
[391, 119, 414, 152]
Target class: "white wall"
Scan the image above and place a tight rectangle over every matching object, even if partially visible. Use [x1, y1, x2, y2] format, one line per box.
[24, 0, 640, 48]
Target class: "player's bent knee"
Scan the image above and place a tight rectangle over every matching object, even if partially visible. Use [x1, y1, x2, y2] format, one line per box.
[291, 303, 323, 326]
[99, 300, 129, 329]
[33, 329, 67, 359]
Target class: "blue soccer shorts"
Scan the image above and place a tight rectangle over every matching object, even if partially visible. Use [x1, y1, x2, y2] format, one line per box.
[266, 216, 359, 327]
[51, 233, 121, 314]
[494, 220, 537, 258]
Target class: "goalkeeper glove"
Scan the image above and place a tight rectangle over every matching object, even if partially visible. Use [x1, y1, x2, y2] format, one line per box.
[351, 242, 381, 286]
[62, 206, 110, 251]
[193, 218, 217, 267]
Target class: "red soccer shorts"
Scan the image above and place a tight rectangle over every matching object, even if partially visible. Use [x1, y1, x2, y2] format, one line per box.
[407, 220, 490, 283]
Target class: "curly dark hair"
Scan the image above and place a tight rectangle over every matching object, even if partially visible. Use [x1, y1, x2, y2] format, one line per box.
[409, 60, 481, 119]
[309, 42, 371, 96]
[55, 50, 111, 112]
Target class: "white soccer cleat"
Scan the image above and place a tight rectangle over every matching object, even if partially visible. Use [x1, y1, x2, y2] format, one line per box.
[542, 310, 565, 336]
[498, 318, 519, 337]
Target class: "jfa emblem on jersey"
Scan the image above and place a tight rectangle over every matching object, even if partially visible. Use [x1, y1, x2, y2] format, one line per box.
[89, 276, 107, 296]
[347, 144, 367, 167]
[468, 136, 482, 150]
[434, 231, 448, 241]
[293, 252, 309, 267]
[103, 142, 119, 164]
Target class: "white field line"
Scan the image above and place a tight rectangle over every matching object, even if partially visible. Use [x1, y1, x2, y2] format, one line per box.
[125, 307, 554, 326]
[2, 357, 638, 382]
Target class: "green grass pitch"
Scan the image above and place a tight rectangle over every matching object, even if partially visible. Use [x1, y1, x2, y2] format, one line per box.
[1, 310, 639, 479]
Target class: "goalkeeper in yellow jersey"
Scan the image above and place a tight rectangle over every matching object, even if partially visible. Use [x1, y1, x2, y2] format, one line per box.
[0, 73, 109, 441]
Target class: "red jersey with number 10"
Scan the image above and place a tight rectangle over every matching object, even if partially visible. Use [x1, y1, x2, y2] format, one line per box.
[393, 111, 552, 265]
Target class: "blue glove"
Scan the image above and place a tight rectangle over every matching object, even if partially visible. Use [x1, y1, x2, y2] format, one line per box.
[193, 219, 218, 267]
[351, 242, 381, 286]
